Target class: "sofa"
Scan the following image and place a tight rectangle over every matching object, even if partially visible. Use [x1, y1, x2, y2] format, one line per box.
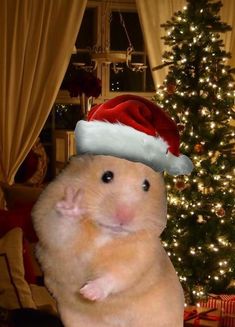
[0, 183, 62, 326]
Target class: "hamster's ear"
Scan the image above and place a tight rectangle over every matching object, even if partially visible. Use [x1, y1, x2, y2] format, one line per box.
[66, 155, 93, 175]
[70, 154, 94, 165]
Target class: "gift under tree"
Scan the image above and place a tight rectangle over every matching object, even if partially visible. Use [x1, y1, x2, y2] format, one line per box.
[154, 0, 235, 304]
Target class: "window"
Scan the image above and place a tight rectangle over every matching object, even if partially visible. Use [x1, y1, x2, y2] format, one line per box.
[109, 11, 154, 93]
[60, 7, 97, 92]
[57, 0, 155, 104]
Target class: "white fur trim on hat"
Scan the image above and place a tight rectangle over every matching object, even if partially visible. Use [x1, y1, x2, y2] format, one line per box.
[74, 120, 194, 175]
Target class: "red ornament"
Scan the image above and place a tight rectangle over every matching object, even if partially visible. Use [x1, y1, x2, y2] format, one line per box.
[177, 123, 185, 133]
[167, 83, 176, 94]
[175, 179, 187, 191]
[194, 143, 204, 154]
[215, 207, 225, 217]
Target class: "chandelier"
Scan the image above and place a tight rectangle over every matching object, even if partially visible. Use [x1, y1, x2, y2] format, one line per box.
[73, 6, 147, 74]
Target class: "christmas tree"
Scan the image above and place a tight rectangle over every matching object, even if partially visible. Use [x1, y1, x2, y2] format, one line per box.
[154, 0, 235, 304]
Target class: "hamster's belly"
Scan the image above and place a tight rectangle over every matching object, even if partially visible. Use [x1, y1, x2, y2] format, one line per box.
[57, 266, 184, 327]
[36, 233, 183, 326]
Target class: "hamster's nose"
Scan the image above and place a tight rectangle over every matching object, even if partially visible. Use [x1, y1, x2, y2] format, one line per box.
[114, 205, 135, 225]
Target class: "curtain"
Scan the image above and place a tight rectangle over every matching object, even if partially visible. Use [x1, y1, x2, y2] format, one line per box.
[220, 0, 235, 68]
[136, 0, 186, 87]
[0, 0, 87, 190]
[136, 0, 235, 88]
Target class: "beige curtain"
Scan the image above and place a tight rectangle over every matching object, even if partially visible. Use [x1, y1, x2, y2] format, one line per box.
[0, 0, 87, 188]
[220, 0, 235, 68]
[136, 0, 235, 88]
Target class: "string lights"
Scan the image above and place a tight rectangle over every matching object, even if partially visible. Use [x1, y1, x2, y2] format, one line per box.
[154, 0, 235, 304]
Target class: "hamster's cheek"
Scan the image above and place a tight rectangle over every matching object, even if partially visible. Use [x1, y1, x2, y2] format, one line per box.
[82, 186, 114, 221]
[93, 191, 118, 224]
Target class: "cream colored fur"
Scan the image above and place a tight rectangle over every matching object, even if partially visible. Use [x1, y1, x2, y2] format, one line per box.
[32, 155, 184, 327]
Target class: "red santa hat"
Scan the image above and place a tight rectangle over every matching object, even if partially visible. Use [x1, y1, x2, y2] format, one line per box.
[75, 94, 193, 175]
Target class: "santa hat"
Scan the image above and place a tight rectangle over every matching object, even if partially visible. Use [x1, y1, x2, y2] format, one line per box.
[74, 94, 193, 175]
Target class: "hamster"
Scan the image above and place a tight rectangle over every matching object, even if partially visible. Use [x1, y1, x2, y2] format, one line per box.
[32, 155, 184, 327]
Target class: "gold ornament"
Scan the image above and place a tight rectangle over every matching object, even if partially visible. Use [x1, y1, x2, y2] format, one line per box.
[211, 151, 220, 164]
[203, 187, 214, 194]
[197, 215, 205, 223]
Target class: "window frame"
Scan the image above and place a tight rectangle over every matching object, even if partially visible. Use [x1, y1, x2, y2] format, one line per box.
[56, 0, 155, 105]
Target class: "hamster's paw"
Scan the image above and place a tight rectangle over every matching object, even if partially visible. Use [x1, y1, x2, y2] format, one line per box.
[80, 278, 112, 301]
[55, 187, 85, 218]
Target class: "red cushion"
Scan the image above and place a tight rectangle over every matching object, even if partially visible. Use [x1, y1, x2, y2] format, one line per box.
[0, 204, 38, 242]
[0, 205, 39, 285]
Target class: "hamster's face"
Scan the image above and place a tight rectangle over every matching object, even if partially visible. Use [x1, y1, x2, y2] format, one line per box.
[65, 155, 167, 235]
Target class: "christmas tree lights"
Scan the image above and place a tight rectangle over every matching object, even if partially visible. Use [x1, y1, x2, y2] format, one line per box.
[154, 0, 235, 304]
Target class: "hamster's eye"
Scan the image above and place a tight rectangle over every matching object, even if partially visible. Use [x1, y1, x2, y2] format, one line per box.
[101, 171, 114, 183]
[142, 179, 150, 192]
